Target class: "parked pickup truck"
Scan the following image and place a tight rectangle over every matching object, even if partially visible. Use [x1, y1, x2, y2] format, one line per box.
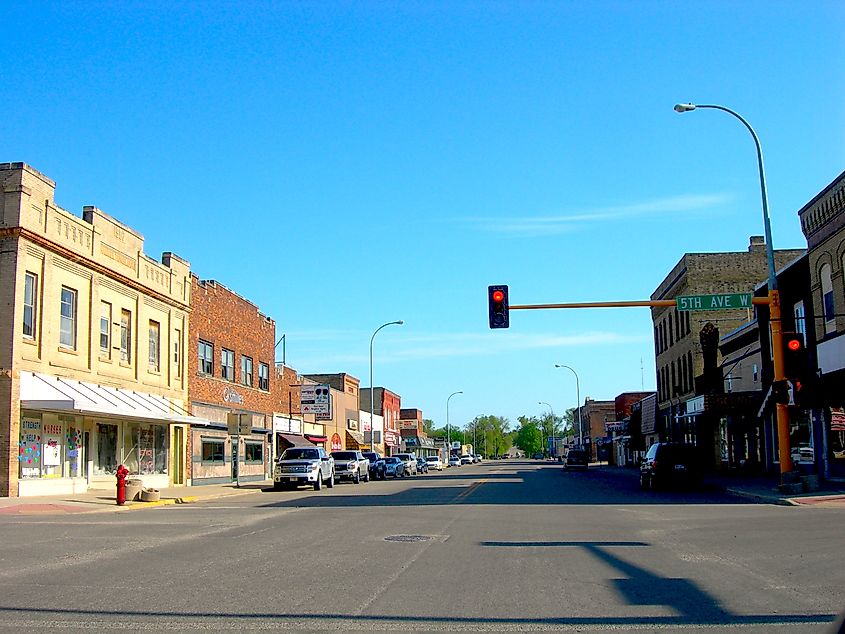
[273, 447, 334, 491]
[331, 450, 370, 484]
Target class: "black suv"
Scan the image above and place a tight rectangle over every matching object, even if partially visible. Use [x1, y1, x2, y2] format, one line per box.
[640, 443, 701, 490]
[362, 452, 386, 480]
[564, 448, 589, 471]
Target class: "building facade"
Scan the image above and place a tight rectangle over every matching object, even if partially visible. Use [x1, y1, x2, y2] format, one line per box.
[578, 398, 616, 462]
[798, 169, 845, 480]
[399, 408, 437, 458]
[302, 373, 363, 453]
[650, 237, 804, 469]
[360, 387, 401, 456]
[1, 163, 195, 497]
[188, 278, 275, 485]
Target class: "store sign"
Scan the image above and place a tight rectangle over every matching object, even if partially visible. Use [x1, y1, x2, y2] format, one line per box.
[19, 416, 42, 475]
[223, 386, 244, 404]
[399, 420, 418, 430]
[605, 422, 625, 433]
[331, 433, 342, 452]
[301, 385, 331, 415]
[384, 431, 399, 446]
[404, 437, 418, 446]
[831, 408, 845, 432]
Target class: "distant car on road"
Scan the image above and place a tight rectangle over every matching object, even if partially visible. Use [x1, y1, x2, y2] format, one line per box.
[426, 455, 444, 471]
[460, 454, 473, 465]
[448, 455, 462, 468]
[640, 443, 701, 490]
[383, 456, 405, 478]
[563, 449, 589, 471]
[416, 457, 429, 474]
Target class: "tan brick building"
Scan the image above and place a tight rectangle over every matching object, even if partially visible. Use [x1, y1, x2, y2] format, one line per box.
[650, 236, 804, 468]
[1, 163, 196, 497]
[302, 373, 363, 453]
[188, 277, 276, 484]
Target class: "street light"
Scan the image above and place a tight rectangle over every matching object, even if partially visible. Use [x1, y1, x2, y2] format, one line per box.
[539, 401, 555, 457]
[555, 365, 582, 447]
[447, 391, 462, 461]
[369, 320, 404, 455]
[674, 102, 791, 477]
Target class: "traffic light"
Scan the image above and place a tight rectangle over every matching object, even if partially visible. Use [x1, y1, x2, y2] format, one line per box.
[782, 331, 807, 380]
[488, 285, 509, 329]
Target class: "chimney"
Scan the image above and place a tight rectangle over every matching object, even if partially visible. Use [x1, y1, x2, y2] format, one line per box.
[748, 235, 766, 252]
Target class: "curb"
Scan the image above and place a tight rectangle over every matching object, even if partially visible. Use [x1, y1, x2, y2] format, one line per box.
[115, 486, 267, 511]
[724, 487, 797, 506]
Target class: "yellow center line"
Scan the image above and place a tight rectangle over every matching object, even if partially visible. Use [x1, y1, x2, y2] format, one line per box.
[455, 480, 485, 501]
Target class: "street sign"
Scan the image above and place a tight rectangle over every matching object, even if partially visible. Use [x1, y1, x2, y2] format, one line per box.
[301, 384, 331, 414]
[676, 293, 752, 311]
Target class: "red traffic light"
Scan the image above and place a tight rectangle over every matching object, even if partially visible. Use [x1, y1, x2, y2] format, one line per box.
[787, 338, 802, 351]
[492, 290, 505, 303]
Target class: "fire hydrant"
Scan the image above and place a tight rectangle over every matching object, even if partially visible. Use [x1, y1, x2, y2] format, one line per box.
[116, 464, 129, 506]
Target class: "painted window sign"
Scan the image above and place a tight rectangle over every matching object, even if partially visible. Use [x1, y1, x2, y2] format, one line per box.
[19, 416, 42, 477]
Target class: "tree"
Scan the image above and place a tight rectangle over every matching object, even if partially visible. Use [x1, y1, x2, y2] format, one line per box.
[465, 415, 511, 457]
[514, 421, 542, 457]
[422, 419, 435, 435]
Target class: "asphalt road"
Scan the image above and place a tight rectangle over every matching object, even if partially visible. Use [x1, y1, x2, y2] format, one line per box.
[0, 460, 842, 633]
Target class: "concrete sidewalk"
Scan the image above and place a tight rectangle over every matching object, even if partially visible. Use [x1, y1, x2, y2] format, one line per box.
[0, 479, 272, 515]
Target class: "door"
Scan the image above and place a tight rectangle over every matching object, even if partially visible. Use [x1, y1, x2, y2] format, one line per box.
[171, 426, 184, 485]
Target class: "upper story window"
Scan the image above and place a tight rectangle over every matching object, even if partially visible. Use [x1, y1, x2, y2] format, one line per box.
[59, 286, 77, 349]
[793, 301, 806, 338]
[174, 329, 182, 378]
[120, 309, 132, 363]
[148, 320, 160, 372]
[241, 355, 253, 387]
[23, 272, 37, 339]
[198, 340, 213, 375]
[221, 348, 235, 381]
[100, 301, 111, 358]
[259, 362, 270, 391]
[821, 263, 835, 334]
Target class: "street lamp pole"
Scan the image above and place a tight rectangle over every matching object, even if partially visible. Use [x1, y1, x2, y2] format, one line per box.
[447, 391, 462, 461]
[555, 365, 582, 447]
[674, 102, 792, 478]
[539, 401, 555, 457]
[369, 320, 403, 456]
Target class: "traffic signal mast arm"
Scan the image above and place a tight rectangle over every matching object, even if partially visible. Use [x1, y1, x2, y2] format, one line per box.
[508, 297, 771, 310]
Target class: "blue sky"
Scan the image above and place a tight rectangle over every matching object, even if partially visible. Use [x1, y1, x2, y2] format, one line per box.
[5, 1, 844, 431]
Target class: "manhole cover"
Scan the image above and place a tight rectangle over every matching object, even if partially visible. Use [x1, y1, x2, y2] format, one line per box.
[384, 534, 433, 543]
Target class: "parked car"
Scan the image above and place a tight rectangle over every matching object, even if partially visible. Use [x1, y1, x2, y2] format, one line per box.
[361, 452, 386, 480]
[395, 453, 418, 476]
[448, 455, 462, 467]
[331, 450, 370, 484]
[475, 455, 483, 463]
[640, 443, 702, 490]
[460, 454, 473, 465]
[426, 455, 444, 471]
[563, 448, 589, 471]
[382, 456, 405, 478]
[416, 457, 429, 474]
[273, 447, 334, 491]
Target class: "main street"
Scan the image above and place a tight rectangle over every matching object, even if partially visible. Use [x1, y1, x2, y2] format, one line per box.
[0, 461, 841, 633]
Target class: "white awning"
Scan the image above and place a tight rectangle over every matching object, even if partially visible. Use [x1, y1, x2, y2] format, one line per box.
[20, 371, 204, 424]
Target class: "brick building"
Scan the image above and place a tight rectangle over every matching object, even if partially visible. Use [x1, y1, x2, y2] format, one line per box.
[399, 408, 437, 458]
[271, 364, 309, 458]
[1, 163, 196, 497]
[650, 236, 804, 469]
[360, 387, 401, 456]
[188, 277, 275, 485]
[579, 398, 616, 462]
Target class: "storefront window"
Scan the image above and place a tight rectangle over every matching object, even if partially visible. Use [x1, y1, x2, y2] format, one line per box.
[19, 413, 83, 479]
[123, 422, 169, 475]
[95, 423, 118, 475]
[245, 441, 263, 463]
[789, 410, 814, 465]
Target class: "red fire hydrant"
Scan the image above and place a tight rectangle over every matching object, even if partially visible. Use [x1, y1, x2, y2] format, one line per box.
[116, 464, 129, 506]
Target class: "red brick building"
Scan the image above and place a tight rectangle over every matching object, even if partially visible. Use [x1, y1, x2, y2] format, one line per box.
[188, 277, 276, 485]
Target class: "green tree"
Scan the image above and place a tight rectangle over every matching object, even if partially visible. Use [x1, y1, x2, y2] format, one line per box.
[515, 421, 542, 456]
[465, 415, 511, 457]
[422, 419, 435, 435]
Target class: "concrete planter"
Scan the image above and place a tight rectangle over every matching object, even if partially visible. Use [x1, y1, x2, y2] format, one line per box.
[140, 488, 161, 502]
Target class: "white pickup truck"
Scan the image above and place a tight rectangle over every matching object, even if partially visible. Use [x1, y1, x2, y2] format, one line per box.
[273, 446, 335, 491]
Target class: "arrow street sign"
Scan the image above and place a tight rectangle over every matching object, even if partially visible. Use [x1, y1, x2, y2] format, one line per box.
[676, 293, 752, 311]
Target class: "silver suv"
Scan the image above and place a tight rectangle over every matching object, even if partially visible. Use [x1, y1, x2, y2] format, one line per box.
[331, 450, 370, 484]
[395, 453, 418, 476]
[274, 447, 334, 491]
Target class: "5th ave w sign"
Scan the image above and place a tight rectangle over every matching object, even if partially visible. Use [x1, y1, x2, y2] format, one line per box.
[676, 293, 752, 311]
